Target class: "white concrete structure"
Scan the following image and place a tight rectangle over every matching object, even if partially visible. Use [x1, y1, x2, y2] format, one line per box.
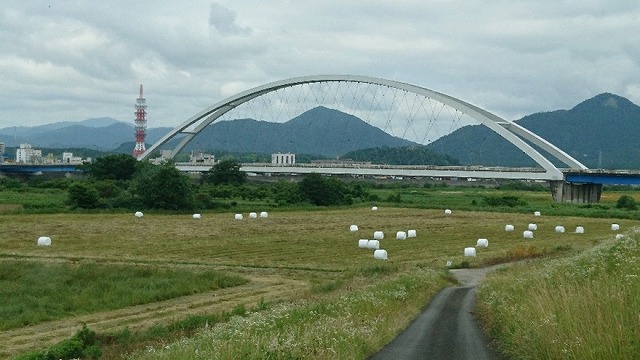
[272, 153, 296, 166]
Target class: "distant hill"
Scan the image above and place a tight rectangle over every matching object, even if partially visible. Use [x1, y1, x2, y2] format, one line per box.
[427, 93, 640, 169]
[341, 146, 460, 166]
[2, 94, 639, 169]
[181, 106, 416, 157]
[0, 117, 173, 151]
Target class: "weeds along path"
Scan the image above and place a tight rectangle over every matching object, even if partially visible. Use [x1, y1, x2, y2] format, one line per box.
[0, 274, 308, 358]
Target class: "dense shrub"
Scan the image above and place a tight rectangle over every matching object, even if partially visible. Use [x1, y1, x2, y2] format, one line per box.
[616, 195, 637, 210]
[67, 183, 101, 209]
[481, 195, 526, 207]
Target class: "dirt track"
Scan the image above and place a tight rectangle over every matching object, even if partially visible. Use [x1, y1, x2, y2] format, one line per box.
[0, 275, 308, 358]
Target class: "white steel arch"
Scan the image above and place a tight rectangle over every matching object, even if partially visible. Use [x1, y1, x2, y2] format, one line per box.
[140, 75, 587, 180]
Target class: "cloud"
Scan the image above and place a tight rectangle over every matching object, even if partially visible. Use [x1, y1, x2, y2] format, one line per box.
[209, 3, 252, 36]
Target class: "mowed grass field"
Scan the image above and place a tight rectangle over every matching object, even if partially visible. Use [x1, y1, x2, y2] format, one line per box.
[0, 207, 636, 358]
[1, 208, 630, 269]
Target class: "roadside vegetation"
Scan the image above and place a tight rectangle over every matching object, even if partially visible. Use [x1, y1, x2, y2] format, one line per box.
[1, 153, 639, 359]
[476, 232, 640, 359]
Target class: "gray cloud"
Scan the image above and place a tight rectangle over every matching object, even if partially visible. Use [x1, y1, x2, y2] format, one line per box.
[209, 3, 252, 36]
[0, 0, 639, 130]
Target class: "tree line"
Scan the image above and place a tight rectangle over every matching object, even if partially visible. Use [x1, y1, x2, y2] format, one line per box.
[64, 154, 374, 210]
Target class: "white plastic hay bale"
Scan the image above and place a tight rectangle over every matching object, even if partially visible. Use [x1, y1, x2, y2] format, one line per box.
[476, 238, 489, 248]
[555, 225, 565, 233]
[192, 213, 201, 219]
[444, 209, 452, 215]
[259, 211, 268, 218]
[249, 212, 257, 219]
[37, 236, 51, 246]
[504, 224, 515, 232]
[234, 213, 243, 220]
[464, 247, 476, 257]
[523, 230, 534, 239]
[373, 231, 384, 240]
[371, 206, 378, 211]
[396, 231, 407, 240]
[373, 249, 388, 260]
[615, 234, 625, 240]
[407, 229, 417, 238]
[350, 225, 359, 232]
[528, 223, 537, 231]
[367, 239, 380, 249]
[358, 239, 369, 248]
[611, 223, 620, 231]
[534, 211, 541, 216]
[575, 226, 584, 234]
[134, 211, 143, 218]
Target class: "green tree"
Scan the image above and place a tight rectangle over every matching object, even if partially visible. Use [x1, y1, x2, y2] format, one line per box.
[87, 154, 139, 181]
[616, 195, 638, 210]
[68, 183, 101, 209]
[131, 161, 195, 210]
[204, 160, 246, 185]
[298, 173, 350, 206]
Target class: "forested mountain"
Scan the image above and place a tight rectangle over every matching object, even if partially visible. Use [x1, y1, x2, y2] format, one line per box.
[427, 93, 640, 169]
[341, 146, 460, 166]
[181, 106, 415, 157]
[2, 93, 639, 169]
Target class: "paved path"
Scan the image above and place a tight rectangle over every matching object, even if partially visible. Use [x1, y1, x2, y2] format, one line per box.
[369, 266, 505, 360]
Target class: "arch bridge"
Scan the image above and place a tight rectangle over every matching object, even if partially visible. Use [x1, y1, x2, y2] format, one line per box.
[141, 75, 603, 202]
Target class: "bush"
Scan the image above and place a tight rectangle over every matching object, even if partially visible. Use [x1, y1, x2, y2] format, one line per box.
[67, 183, 101, 209]
[481, 195, 526, 207]
[616, 195, 638, 210]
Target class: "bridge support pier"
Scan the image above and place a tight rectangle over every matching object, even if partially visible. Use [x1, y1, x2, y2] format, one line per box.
[550, 181, 602, 203]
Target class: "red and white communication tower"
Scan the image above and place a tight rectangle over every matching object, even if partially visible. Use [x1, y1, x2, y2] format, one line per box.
[132, 84, 147, 158]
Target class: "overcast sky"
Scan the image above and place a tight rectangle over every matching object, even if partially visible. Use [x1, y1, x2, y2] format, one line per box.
[2, 0, 639, 129]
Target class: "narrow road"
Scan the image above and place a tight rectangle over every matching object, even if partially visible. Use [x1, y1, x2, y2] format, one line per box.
[369, 266, 505, 360]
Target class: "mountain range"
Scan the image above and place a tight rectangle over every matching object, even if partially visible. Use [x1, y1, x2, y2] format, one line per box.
[1, 93, 638, 169]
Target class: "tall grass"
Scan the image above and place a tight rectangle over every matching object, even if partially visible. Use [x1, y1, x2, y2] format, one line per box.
[131, 267, 451, 360]
[0, 261, 247, 330]
[476, 231, 640, 359]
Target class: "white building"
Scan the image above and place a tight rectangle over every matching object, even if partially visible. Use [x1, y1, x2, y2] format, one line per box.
[16, 143, 42, 163]
[62, 152, 86, 165]
[272, 153, 295, 166]
[0, 142, 5, 163]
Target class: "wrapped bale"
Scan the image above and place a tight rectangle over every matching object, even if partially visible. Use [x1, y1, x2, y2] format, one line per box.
[476, 238, 489, 248]
[249, 212, 258, 219]
[464, 247, 476, 257]
[374, 249, 388, 260]
[358, 239, 369, 248]
[371, 206, 378, 211]
[615, 234, 625, 240]
[534, 211, 541, 216]
[234, 213, 243, 220]
[504, 224, 515, 231]
[611, 224, 620, 231]
[37, 236, 51, 246]
[367, 240, 380, 249]
[259, 211, 268, 218]
[575, 226, 585, 234]
[523, 230, 534, 239]
[555, 225, 565, 233]
[373, 231, 384, 240]
[350, 225, 359, 232]
[134, 211, 143, 218]
[444, 209, 452, 215]
[407, 229, 417, 238]
[193, 213, 201, 219]
[528, 223, 538, 231]
[396, 231, 407, 240]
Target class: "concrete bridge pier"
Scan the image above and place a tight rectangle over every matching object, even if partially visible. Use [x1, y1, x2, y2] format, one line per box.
[550, 181, 602, 203]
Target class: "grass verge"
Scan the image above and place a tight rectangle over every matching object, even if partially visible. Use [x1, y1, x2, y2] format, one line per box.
[476, 230, 640, 359]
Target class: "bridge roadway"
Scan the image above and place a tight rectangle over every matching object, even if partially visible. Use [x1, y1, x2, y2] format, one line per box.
[176, 163, 640, 183]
